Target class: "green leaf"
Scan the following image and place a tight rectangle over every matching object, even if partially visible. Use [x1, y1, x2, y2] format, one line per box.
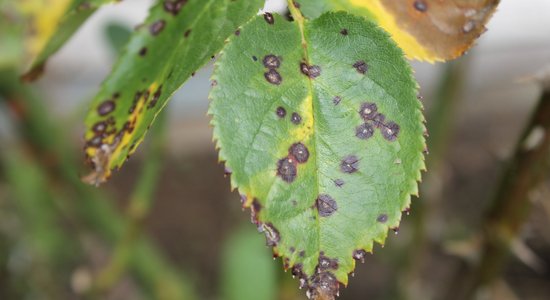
[82, 0, 264, 185]
[209, 10, 425, 299]
[21, 0, 114, 81]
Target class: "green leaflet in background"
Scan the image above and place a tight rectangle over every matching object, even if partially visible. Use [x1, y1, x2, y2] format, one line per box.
[210, 11, 425, 299]
[82, 0, 264, 185]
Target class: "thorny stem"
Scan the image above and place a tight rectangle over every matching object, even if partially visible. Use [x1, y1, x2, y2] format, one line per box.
[455, 88, 550, 299]
[93, 112, 167, 294]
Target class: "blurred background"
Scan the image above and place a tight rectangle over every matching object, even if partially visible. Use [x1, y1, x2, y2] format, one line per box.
[1, 0, 550, 299]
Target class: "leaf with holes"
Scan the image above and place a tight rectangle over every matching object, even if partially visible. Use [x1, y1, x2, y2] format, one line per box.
[20, 0, 115, 80]
[209, 10, 425, 299]
[296, 0, 499, 62]
[82, 0, 264, 185]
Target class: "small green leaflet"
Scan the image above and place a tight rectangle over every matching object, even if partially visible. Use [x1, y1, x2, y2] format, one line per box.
[210, 11, 425, 299]
[22, 0, 114, 81]
[82, 0, 264, 185]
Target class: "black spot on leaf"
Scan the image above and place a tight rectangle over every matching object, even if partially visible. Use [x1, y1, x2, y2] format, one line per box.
[263, 55, 281, 69]
[413, 0, 428, 12]
[356, 123, 374, 139]
[334, 179, 345, 187]
[264, 69, 282, 85]
[340, 28, 348, 35]
[150, 20, 166, 36]
[381, 121, 400, 141]
[300, 62, 321, 78]
[92, 121, 107, 133]
[97, 100, 115, 116]
[308, 272, 339, 300]
[163, 0, 186, 15]
[353, 60, 368, 74]
[291, 112, 302, 125]
[377, 214, 388, 223]
[318, 253, 339, 271]
[264, 12, 274, 24]
[353, 249, 368, 263]
[277, 157, 297, 183]
[333, 96, 342, 105]
[316, 194, 338, 217]
[276, 106, 286, 118]
[359, 102, 378, 120]
[340, 155, 359, 174]
[184, 29, 192, 38]
[262, 223, 280, 246]
[289, 143, 309, 163]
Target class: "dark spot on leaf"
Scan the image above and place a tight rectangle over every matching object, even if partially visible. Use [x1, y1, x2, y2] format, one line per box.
[308, 272, 339, 300]
[341, 155, 359, 174]
[356, 123, 374, 139]
[262, 223, 280, 247]
[92, 121, 107, 134]
[377, 214, 388, 223]
[381, 121, 400, 141]
[290, 113, 302, 125]
[148, 85, 162, 109]
[163, 0, 186, 15]
[372, 113, 386, 128]
[292, 1, 301, 8]
[340, 28, 348, 35]
[184, 29, 192, 38]
[223, 166, 232, 177]
[334, 179, 345, 187]
[289, 143, 309, 163]
[353, 249, 368, 263]
[252, 56, 258, 61]
[333, 96, 341, 105]
[290, 247, 295, 253]
[359, 102, 378, 120]
[316, 194, 337, 217]
[251, 198, 262, 225]
[264, 69, 282, 85]
[264, 12, 274, 24]
[276, 106, 286, 118]
[300, 62, 321, 78]
[413, 0, 428, 12]
[299, 250, 305, 257]
[263, 54, 281, 69]
[318, 254, 339, 271]
[87, 136, 102, 148]
[277, 157, 297, 183]
[150, 20, 166, 36]
[353, 60, 368, 74]
[234, 29, 241, 36]
[113, 93, 120, 99]
[97, 100, 115, 116]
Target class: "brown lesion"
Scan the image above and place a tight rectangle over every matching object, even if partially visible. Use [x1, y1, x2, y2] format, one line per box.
[382, 0, 500, 59]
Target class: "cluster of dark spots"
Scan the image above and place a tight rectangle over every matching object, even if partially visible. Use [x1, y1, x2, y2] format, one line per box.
[316, 194, 338, 217]
[234, 29, 240, 36]
[250, 198, 262, 225]
[334, 179, 345, 187]
[413, 0, 428, 12]
[147, 85, 163, 109]
[377, 213, 388, 223]
[353, 249, 368, 263]
[163, 0, 187, 15]
[318, 252, 339, 271]
[340, 155, 359, 174]
[184, 29, 192, 38]
[262, 223, 280, 247]
[307, 272, 339, 300]
[138, 47, 148, 56]
[277, 157, 297, 183]
[300, 62, 321, 78]
[264, 69, 282, 85]
[290, 112, 302, 125]
[381, 121, 400, 141]
[283, 257, 291, 270]
[149, 20, 166, 36]
[357, 102, 400, 141]
[353, 60, 368, 74]
[291, 263, 307, 288]
[340, 28, 348, 35]
[333, 96, 341, 105]
[263, 55, 281, 69]
[289, 142, 309, 163]
[276, 106, 286, 118]
[264, 12, 274, 24]
[356, 122, 374, 139]
[97, 100, 115, 116]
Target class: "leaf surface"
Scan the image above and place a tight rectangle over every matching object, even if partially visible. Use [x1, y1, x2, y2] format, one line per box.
[210, 10, 425, 299]
[297, 0, 499, 62]
[82, 0, 263, 185]
[21, 0, 114, 80]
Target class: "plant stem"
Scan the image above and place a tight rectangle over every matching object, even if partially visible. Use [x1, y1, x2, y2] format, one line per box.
[93, 112, 167, 294]
[458, 88, 550, 299]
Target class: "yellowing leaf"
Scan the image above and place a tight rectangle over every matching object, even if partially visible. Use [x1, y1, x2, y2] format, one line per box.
[298, 0, 500, 62]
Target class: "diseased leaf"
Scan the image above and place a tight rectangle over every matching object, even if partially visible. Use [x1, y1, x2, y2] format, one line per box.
[82, 0, 264, 185]
[297, 0, 500, 62]
[210, 10, 425, 299]
[21, 0, 114, 81]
